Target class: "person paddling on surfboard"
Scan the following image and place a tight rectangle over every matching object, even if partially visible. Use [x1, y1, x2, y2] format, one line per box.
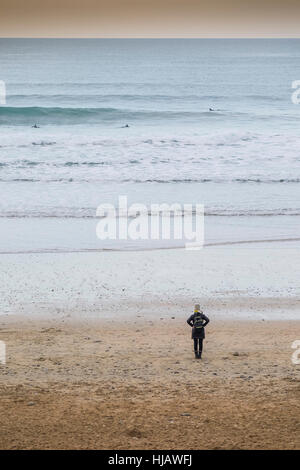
[187, 304, 210, 359]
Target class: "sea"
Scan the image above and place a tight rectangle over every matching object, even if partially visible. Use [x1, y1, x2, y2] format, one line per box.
[0, 38, 300, 252]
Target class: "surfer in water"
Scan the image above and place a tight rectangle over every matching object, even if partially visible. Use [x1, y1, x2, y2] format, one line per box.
[187, 304, 210, 359]
[32, 124, 40, 128]
[121, 124, 130, 128]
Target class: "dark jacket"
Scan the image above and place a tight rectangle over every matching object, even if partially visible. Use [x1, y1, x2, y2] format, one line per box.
[187, 312, 210, 339]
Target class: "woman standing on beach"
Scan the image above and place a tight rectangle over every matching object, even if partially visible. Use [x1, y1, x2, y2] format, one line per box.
[187, 304, 210, 359]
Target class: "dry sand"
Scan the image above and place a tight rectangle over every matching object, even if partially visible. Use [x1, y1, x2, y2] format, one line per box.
[0, 314, 299, 450]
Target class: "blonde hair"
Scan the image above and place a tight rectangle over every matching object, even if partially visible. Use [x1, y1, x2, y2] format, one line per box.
[194, 304, 200, 312]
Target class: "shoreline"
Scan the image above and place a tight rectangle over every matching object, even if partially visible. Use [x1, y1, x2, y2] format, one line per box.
[1, 214, 300, 254]
[0, 235, 300, 255]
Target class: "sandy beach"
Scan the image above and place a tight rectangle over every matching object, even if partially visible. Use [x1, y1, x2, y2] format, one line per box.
[1, 37, 300, 452]
[0, 246, 299, 449]
[0, 316, 299, 450]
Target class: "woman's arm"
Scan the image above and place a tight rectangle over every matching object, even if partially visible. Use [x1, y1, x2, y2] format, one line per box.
[186, 315, 194, 327]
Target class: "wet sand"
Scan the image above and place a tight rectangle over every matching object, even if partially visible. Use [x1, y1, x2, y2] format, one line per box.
[0, 315, 299, 449]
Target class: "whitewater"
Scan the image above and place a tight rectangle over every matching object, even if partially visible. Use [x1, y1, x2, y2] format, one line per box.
[0, 38, 300, 251]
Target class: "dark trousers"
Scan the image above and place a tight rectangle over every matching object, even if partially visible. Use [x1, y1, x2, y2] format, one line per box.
[194, 338, 203, 352]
